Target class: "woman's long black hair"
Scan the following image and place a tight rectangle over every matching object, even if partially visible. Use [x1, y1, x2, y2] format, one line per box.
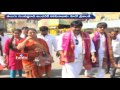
[9, 29, 21, 50]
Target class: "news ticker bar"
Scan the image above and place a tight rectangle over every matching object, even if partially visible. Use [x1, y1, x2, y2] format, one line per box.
[5, 14, 95, 19]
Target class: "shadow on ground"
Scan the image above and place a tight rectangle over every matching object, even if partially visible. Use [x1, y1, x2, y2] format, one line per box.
[51, 69, 62, 78]
[0, 68, 120, 78]
[51, 69, 96, 78]
[0, 69, 25, 78]
[0, 70, 10, 78]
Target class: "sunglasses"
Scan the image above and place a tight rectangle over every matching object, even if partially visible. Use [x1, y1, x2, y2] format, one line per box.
[75, 39, 79, 45]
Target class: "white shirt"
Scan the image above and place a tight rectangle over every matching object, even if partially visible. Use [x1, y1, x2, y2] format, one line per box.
[20, 33, 26, 38]
[56, 35, 60, 43]
[0, 35, 9, 49]
[0, 34, 9, 65]
[72, 32, 85, 61]
[57, 32, 96, 62]
[112, 38, 120, 57]
[0, 34, 9, 56]
[98, 34, 105, 54]
[117, 34, 120, 41]
[37, 34, 57, 56]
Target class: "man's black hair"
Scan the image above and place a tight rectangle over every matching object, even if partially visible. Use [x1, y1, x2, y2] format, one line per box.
[0, 28, 4, 31]
[97, 22, 107, 28]
[21, 26, 29, 30]
[70, 20, 83, 27]
[113, 28, 119, 33]
[28, 28, 37, 32]
[39, 26, 48, 31]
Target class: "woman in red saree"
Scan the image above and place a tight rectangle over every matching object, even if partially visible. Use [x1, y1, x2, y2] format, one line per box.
[17, 28, 51, 78]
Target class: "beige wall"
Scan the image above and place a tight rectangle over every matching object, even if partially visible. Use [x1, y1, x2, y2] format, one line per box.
[6, 19, 38, 32]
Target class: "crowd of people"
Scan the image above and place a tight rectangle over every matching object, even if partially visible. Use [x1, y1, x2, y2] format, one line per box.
[0, 20, 120, 78]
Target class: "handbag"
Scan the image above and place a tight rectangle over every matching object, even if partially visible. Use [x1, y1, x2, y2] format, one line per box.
[34, 52, 54, 66]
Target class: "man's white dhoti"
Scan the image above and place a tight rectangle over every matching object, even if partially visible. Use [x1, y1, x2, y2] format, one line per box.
[58, 32, 95, 78]
[59, 33, 84, 78]
[62, 58, 83, 78]
[85, 34, 106, 78]
[96, 53, 106, 78]
[84, 53, 105, 78]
